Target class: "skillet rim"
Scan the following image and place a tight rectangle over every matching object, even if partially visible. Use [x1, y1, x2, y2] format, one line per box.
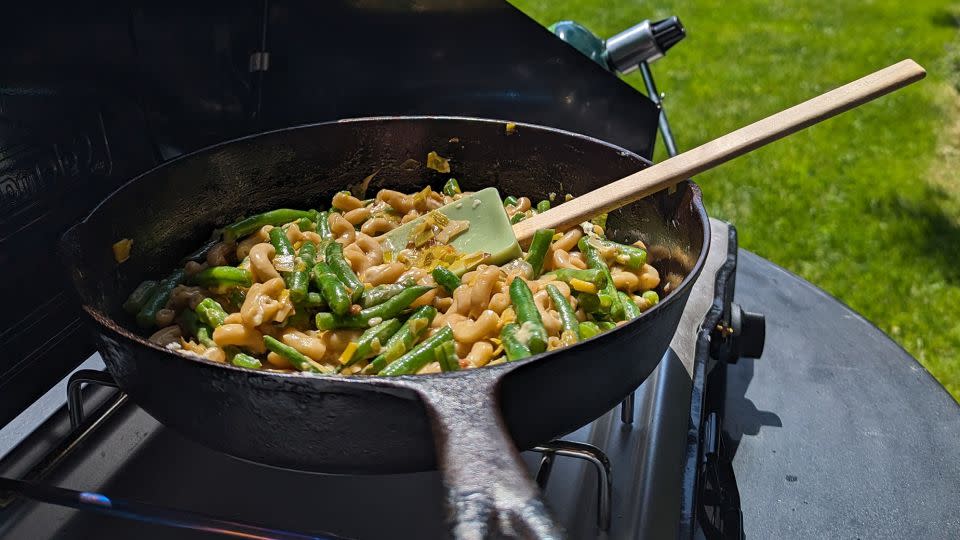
[66, 115, 711, 386]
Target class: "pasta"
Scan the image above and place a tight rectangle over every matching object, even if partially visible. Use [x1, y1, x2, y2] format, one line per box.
[127, 182, 663, 375]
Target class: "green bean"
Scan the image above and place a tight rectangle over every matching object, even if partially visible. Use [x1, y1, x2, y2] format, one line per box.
[545, 268, 606, 289]
[339, 318, 402, 368]
[178, 309, 202, 338]
[303, 291, 327, 309]
[136, 269, 186, 328]
[431, 266, 461, 293]
[578, 321, 601, 340]
[547, 284, 579, 342]
[577, 292, 602, 314]
[524, 228, 554, 277]
[508, 278, 547, 354]
[263, 335, 319, 373]
[598, 321, 616, 331]
[195, 325, 217, 348]
[361, 279, 415, 308]
[287, 241, 316, 303]
[591, 213, 608, 230]
[195, 298, 229, 327]
[176, 310, 215, 350]
[324, 242, 364, 303]
[189, 266, 252, 288]
[436, 340, 460, 371]
[547, 268, 605, 284]
[578, 237, 624, 320]
[269, 227, 296, 274]
[223, 209, 313, 242]
[312, 262, 352, 316]
[300, 238, 319, 266]
[590, 238, 647, 270]
[379, 326, 454, 376]
[535, 200, 551, 213]
[510, 213, 525, 224]
[123, 280, 158, 314]
[500, 323, 532, 361]
[181, 308, 223, 350]
[231, 352, 262, 370]
[442, 178, 461, 196]
[618, 246, 647, 270]
[364, 306, 437, 374]
[315, 285, 433, 330]
[296, 217, 314, 232]
[642, 290, 660, 305]
[503, 195, 518, 207]
[619, 291, 642, 319]
[313, 210, 333, 241]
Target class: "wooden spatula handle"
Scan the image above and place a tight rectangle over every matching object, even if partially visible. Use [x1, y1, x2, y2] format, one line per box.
[512, 59, 926, 243]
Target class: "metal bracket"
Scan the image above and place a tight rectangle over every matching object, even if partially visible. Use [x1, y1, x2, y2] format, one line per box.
[531, 440, 613, 531]
[697, 412, 744, 538]
[67, 369, 119, 428]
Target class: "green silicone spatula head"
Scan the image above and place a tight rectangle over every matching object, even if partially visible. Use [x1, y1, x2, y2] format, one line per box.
[380, 187, 522, 265]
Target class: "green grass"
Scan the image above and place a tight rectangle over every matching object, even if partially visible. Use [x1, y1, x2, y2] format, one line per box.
[511, 0, 960, 401]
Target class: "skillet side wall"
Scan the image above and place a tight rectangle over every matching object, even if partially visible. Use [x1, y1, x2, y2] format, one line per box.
[63, 117, 707, 473]
[91, 315, 438, 473]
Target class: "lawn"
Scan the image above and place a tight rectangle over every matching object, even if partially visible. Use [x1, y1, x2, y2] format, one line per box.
[511, 0, 960, 401]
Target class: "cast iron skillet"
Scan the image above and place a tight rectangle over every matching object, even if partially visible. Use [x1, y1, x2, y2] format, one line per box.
[61, 117, 709, 538]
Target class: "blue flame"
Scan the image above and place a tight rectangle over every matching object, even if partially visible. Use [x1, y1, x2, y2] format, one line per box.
[79, 492, 112, 508]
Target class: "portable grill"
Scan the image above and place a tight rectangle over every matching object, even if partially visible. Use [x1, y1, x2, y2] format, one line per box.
[1, 2, 957, 539]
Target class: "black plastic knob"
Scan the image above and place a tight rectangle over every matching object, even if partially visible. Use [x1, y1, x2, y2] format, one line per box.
[733, 304, 765, 359]
[710, 303, 766, 363]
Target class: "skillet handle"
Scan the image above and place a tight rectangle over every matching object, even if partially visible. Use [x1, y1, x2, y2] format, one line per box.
[406, 370, 562, 539]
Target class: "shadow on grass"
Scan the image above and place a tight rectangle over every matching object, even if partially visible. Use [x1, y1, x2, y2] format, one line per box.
[868, 185, 960, 284]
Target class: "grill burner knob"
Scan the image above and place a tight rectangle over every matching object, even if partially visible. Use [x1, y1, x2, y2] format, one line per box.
[732, 303, 766, 359]
[711, 303, 766, 363]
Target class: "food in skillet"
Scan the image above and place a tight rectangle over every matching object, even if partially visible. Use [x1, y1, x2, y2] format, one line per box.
[123, 179, 662, 375]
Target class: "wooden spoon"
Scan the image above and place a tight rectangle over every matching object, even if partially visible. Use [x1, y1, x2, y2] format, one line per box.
[382, 59, 925, 262]
[513, 59, 925, 243]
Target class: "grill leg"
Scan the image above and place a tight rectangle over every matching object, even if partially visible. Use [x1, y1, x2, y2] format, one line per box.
[620, 391, 635, 424]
